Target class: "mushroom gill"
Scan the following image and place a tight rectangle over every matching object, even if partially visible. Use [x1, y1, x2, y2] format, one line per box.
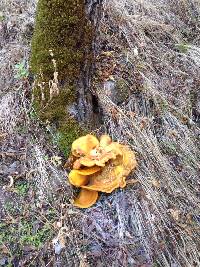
[68, 166, 101, 187]
[74, 189, 98, 209]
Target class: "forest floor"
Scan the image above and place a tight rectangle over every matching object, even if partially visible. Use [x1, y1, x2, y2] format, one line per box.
[0, 0, 200, 266]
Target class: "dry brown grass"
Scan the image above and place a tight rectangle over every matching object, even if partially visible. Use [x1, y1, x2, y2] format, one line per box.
[0, 0, 200, 266]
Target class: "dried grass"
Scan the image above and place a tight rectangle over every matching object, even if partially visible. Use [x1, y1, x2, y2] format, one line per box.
[82, 0, 200, 266]
[0, 0, 200, 266]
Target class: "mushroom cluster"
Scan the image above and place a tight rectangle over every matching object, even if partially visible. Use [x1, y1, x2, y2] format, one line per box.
[67, 134, 137, 208]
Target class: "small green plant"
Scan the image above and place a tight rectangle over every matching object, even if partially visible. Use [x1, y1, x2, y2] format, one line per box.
[14, 60, 29, 79]
[50, 155, 62, 166]
[0, 219, 53, 253]
[28, 109, 38, 120]
[175, 43, 189, 53]
[15, 182, 29, 196]
[0, 12, 5, 21]
[19, 220, 52, 248]
[43, 155, 49, 161]
[4, 201, 20, 215]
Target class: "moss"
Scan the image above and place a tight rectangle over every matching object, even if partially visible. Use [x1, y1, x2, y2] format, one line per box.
[36, 85, 75, 122]
[115, 79, 130, 103]
[175, 43, 189, 53]
[30, 0, 93, 84]
[56, 120, 87, 156]
[30, 0, 93, 155]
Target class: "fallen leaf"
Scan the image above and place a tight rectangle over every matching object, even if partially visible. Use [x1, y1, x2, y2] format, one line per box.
[3, 176, 14, 190]
[101, 51, 114, 57]
[0, 133, 7, 139]
[0, 245, 10, 255]
[151, 179, 161, 188]
[52, 228, 66, 255]
[168, 209, 180, 221]
[8, 176, 14, 188]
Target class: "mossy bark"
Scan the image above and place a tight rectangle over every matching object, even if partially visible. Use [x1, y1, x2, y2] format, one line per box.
[30, 0, 94, 156]
[31, 0, 93, 83]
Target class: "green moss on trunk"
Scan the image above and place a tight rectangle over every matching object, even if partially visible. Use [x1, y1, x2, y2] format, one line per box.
[31, 0, 92, 83]
[30, 0, 93, 156]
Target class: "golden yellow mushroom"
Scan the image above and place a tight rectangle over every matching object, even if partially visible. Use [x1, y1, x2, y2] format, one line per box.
[68, 170, 89, 187]
[82, 145, 137, 193]
[120, 145, 137, 176]
[74, 189, 98, 208]
[71, 134, 99, 157]
[78, 150, 118, 167]
[99, 135, 112, 148]
[74, 142, 123, 168]
[76, 166, 101, 175]
[67, 134, 137, 208]
[81, 164, 124, 193]
[68, 166, 101, 187]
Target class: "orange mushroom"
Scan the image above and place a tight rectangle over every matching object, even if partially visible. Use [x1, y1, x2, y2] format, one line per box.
[68, 166, 101, 187]
[73, 142, 123, 169]
[74, 189, 98, 208]
[67, 134, 137, 208]
[71, 134, 99, 157]
[99, 135, 112, 148]
[82, 145, 137, 193]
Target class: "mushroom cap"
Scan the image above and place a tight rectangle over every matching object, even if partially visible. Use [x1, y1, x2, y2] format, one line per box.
[82, 145, 137, 193]
[79, 150, 118, 167]
[68, 166, 101, 187]
[120, 145, 137, 175]
[76, 142, 123, 168]
[68, 170, 89, 187]
[99, 135, 112, 148]
[71, 135, 99, 157]
[76, 166, 101, 175]
[74, 189, 98, 208]
[81, 164, 125, 193]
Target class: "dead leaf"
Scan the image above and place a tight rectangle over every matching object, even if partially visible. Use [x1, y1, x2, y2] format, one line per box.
[0, 245, 10, 255]
[151, 179, 161, 188]
[101, 51, 114, 57]
[168, 209, 180, 221]
[0, 133, 7, 139]
[3, 176, 14, 190]
[8, 176, 14, 188]
[79, 256, 89, 267]
[52, 227, 67, 255]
